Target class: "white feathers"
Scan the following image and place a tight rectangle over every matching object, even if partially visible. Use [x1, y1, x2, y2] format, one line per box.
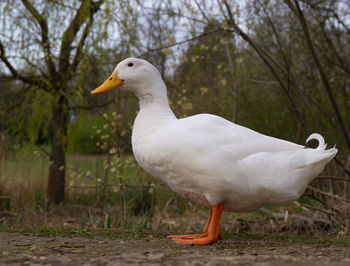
[115, 58, 338, 213]
[306, 133, 327, 150]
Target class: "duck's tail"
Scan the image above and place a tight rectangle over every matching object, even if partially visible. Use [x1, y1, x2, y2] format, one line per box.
[306, 133, 327, 150]
[305, 133, 338, 163]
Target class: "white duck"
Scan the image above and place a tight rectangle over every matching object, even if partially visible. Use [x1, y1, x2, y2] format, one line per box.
[91, 58, 337, 245]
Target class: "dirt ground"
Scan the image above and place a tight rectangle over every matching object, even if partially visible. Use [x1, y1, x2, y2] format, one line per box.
[0, 232, 349, 265]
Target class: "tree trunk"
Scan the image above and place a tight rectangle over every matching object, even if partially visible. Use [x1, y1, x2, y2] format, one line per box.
[47, 94, 68, 204]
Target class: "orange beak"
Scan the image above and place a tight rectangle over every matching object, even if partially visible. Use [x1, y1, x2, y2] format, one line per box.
[91, 70, 124, 95]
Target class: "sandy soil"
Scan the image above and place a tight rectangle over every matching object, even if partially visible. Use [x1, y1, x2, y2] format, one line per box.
[1, 232, 350, 265]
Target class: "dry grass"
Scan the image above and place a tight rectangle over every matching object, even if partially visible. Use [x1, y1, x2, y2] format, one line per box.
[0, 146, 48, 209]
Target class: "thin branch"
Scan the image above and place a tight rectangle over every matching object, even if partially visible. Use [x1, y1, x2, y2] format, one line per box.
[316, 176, 350, 182]
[334, 158, 350, 176]
[284, 0, 350, 149]
[300, 203, 337, 215]
[259, 207, 331, 224]
[21, 0, 56, 76]
[0, 85, 33, 112]
[319, 20, 350, 76]
[139, 4, 208, 25]
[304, 4, 350, 33]
[71, 15, 94, 73]
[222, 0, 307, 136]
[0, 41, 42, 86]
[138, 28, 225, 57]
[35, 144, 51, 160]
[87, 97, 132, 149]
[257, 0, 284, 55]
[0, 42, 19, 78]
[224, 42, 238, 122]
[308, 186, 350, 203]
[0, 74, 17, 82]
[59, 0, 103, 73]
[255, 1, 320, 132]
[194, 0, 211, 24]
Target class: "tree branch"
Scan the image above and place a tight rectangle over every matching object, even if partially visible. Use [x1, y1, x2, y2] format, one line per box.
[59, 0, 103, 73]
[222, 0, 307, 136]
[316, 176, 350, 183]
[283, 0, 350, 149]
[259, 207, 331, 225]
[257, 0, 321, 132]
[334, 158, 350, 176]
[70, 15, 94, 74]
[319, 20, 350, 76]
[194, 0, 211, 24]
[0, 41, 42, 85]
[138, 28, 225, 57]
[308, 185, 350, 203]
[21, 0, 56, 76]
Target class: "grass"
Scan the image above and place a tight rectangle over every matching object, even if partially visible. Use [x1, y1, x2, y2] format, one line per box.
[1, 223, 350, 247]
[0, 145, 48, 209]
[223, 232, 350, 247]
[0, 145, 190, 230]
[0, 224, 64, 237]
[1, 145, 152, 206]
[0, 223, 168, 240]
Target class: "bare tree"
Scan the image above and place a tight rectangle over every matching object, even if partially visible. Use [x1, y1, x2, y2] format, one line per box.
[0, 0, 104, 203]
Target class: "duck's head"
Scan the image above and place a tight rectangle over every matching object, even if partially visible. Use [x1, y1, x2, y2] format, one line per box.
[91, 57, 163, 96]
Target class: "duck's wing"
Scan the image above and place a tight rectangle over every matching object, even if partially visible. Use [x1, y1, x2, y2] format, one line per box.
[154, 113, 304, 162]
[147, 113, 302, 203]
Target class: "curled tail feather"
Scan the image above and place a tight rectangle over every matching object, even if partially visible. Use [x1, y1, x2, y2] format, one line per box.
[306, 133, 327, 150]
[303, 133, 337, 171]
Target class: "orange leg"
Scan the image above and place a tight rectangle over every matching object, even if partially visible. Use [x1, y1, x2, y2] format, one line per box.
[169, 204, 224, 245]
[167, 209, 213, 240]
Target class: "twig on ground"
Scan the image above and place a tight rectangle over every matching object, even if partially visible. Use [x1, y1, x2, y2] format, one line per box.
[300, 203, 338, 215]
[308, 186, 350, 203]
[259, 207, 330, 225]
[316, 176, 350, 182]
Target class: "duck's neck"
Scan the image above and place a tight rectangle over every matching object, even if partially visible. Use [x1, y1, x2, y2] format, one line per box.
[135, 80, 176, 120]
[132, 80, 176, 151]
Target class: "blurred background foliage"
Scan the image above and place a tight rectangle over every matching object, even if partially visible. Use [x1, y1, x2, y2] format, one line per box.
[0, 0, 349, 234]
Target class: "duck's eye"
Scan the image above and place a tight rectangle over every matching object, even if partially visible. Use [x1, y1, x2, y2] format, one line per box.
[128, 62, 134, 67]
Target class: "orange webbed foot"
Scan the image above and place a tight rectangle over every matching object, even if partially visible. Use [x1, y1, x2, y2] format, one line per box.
[168, 203, 224, 246]
[173, 235, 218, 245]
